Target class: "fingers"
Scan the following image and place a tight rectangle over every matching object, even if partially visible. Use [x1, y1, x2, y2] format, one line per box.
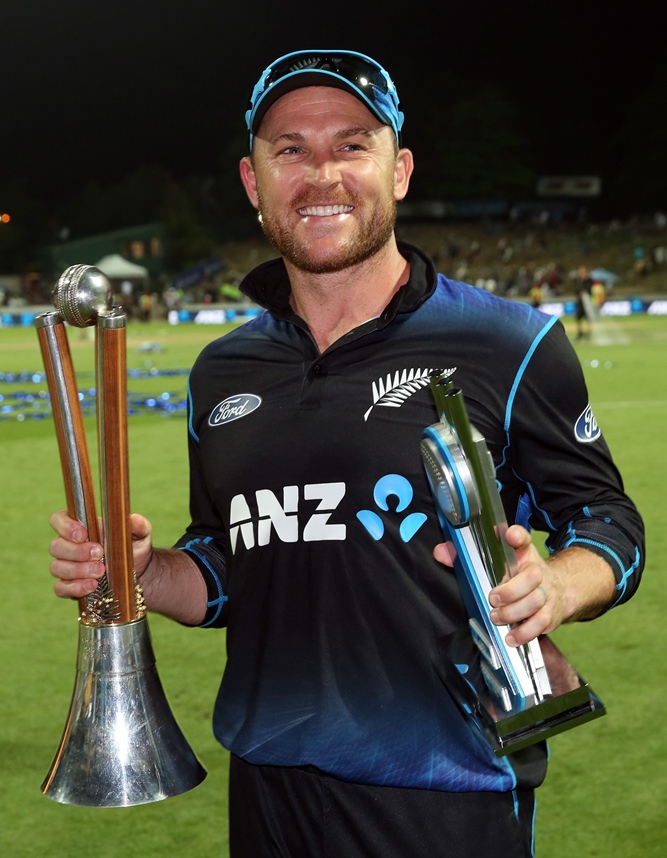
[49, 509, 90, 544]
[50, 551, 105, 601]
[488, 525, 565, 646]
[490, 595, 550, 647]
[503, 611, 551, 648]
[48, 510, 155, 603]
[491, 582, 552, 647]
[50, 537, 104, 566]
[49, 541, 105, 583]
[489, 556, 543, 613]
[49, 510, 106, 601]
[433, 541, 457, 567]
[53, 575, 103, 601]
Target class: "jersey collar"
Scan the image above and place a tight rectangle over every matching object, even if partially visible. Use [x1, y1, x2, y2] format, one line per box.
[239, 241, 437, 324]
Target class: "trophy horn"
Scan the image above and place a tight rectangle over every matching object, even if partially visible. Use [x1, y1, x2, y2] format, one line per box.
[35, 266, 206, 806]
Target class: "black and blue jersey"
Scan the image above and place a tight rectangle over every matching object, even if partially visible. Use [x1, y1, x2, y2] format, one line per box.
[176, 243, 644, 793]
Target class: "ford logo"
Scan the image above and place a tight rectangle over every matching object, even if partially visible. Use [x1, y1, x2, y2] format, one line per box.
[574, 403, 601, 443]
[209, 394, 262, 427]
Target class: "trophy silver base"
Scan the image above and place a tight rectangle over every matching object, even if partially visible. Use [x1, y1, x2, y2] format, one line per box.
[42, 617, 207, 806]
[436, 633, 605, 756]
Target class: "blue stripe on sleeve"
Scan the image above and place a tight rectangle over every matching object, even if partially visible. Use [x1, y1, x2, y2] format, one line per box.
[498, 315, 558, 472]
[504, 314, 558, 435]
[179, 537, 228, 626]
[187, 377, 199, 442]
[513, 470, 557, 531]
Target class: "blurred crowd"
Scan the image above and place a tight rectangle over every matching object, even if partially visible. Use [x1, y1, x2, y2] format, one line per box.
[3, 218, 667, 314]
[393, 218, 667, 302]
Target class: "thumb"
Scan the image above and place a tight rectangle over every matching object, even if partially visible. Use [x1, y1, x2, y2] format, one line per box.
[130, 513, 152, 541]
[504, 524, 538, 562]
[434, 540, 457, 567]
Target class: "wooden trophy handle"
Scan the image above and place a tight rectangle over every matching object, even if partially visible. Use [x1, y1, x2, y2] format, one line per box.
[35, 313, 100, 616]
[97, 311, 137, 623]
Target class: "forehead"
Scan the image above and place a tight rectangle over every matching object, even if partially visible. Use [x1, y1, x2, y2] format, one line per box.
[256, 86, 386, 141]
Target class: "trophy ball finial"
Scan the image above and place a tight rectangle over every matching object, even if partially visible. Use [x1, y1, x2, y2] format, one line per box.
[54, 265, 113, 327]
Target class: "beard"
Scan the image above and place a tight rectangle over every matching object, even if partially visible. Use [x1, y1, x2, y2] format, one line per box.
[257, 187, 397, 274]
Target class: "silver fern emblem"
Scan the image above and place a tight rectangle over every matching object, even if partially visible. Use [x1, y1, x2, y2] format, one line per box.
[363, 367, 456, 421]
[79, 572, 121, 624]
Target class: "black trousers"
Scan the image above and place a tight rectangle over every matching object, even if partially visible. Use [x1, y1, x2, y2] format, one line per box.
[229, 755, 535, 858]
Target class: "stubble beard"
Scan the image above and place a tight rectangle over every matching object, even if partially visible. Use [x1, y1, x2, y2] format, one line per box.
[257, 188, 398, 275]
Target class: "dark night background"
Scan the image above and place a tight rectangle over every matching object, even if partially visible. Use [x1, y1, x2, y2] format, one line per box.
[1, 0, 666, 272]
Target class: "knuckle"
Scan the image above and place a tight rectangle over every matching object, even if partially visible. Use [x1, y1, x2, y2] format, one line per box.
[49, 559, 65, 578]
[534, 610, 551, 637]
[501, 605, 521, 626]
[525, 563, 543, 586]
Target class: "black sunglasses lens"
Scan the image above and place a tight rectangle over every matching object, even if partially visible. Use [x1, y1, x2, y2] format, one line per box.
[262, 54, 389, 97]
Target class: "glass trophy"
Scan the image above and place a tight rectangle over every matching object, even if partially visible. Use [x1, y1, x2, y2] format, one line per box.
[421, 376, 605, 756]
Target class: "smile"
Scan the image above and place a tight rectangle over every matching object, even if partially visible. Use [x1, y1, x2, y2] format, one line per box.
[297, 205, 354, 217]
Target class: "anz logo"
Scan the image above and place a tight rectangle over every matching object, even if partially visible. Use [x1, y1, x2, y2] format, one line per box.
[229, 475, 428, 553]
[230, 483, 346, 553]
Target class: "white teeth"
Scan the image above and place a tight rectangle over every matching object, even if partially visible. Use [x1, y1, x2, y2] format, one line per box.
[298, 205, 354, 216]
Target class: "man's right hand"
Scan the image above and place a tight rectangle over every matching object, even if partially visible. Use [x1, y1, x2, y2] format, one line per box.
[49, 511, 153, 601]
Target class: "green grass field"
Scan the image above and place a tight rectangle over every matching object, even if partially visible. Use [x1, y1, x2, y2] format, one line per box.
[0, 312, 665, 857]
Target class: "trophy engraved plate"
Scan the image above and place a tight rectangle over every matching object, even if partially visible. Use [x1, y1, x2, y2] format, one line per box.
[422, 376, 605, 756]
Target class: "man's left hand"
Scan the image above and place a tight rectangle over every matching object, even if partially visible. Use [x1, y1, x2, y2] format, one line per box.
[433, 524, 615, 647]
[486, 525, 568, 647]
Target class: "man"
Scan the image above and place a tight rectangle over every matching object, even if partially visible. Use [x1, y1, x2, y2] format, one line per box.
[574, 265, 595, 340]
[50, 51, 644, 857]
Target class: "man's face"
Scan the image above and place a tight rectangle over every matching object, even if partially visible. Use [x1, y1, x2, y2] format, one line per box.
[240, 87, 413, 274]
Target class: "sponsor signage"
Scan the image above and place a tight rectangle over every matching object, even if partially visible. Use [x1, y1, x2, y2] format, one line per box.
[209, 394, 262, 426]
[167, 307, 262, 325]
[3, 299, 666, 329]
[536, 176, 601, 197]
[574, 404, 601, 444]
[538, 299, 662, 318]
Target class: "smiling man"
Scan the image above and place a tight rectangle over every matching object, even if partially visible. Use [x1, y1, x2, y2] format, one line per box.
[240, 79, 414, 350]
[49, 51, 644, 857]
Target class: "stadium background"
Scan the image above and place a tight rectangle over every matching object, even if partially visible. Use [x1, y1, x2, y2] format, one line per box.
[1, 1, 666, 855]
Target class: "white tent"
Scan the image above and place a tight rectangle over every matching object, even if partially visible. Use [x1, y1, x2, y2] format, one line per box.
[94, 254, 149, 281]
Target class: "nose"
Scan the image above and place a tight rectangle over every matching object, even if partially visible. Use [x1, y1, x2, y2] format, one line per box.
[305, 152, 342, 190]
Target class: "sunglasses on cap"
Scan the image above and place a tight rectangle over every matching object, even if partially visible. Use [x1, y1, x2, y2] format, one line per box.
[245, 50, 404, 149]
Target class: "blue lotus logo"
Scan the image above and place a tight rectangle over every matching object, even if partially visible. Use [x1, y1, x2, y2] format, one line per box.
[357, 474, 427, 543]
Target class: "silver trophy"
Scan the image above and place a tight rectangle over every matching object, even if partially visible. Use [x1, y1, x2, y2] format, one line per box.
[421, 376, 605, 756]
[35, 266, 206, 806]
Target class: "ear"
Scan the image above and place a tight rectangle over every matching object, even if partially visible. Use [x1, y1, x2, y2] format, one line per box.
[393, 148, 414, 202]
[239, 156, 260, 209]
